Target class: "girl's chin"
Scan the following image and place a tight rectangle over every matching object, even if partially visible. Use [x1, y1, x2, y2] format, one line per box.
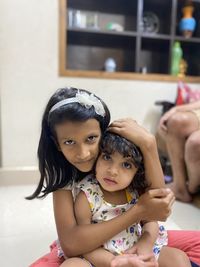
[73, 157, 97, 173]
[79, 167, 92, 173]
[75, 164, 93, 173]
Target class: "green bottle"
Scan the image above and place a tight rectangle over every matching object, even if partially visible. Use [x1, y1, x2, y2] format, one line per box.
[170, 42, 183, 76]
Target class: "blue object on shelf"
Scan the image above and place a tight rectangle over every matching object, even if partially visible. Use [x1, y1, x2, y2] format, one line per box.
[180, 17, 196, 32]
[179, 5, 196, 38]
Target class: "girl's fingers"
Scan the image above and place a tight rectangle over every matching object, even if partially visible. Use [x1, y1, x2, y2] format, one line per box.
[111, 254, 158, 267]
[110, 118, 136, 126]
[109, 122, 124, 128]
[124, 246, 137, 254]
[165, 191, 175, 207]
[138, 253, 155, 262]
[138, 254, 158, 267]
[148, 188, 172, 198]
[150, 188, 175, 208]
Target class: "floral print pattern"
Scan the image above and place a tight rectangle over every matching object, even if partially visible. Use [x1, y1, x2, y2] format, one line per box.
[78, 175, 168, 258]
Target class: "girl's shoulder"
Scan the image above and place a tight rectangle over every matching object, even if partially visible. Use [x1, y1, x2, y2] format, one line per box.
[60, 180, 80, 200]
[61, 180, 74, 190]
[77, 174, 102, 212]
[77, 174, 99, 192]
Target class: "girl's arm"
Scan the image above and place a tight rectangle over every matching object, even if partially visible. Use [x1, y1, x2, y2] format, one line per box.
[126, 222, 159, 256]
[53, 188, 173, 257]
[74, 191, 115, 267]
[84, 248, 116, 267]
[108, 118, 165, 188]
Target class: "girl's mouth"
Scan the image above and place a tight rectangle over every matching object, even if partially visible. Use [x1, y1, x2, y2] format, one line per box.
[103, 177, 117, 185]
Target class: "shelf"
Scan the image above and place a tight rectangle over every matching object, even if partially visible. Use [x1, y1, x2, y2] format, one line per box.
[67, 30, 136, 48]
[68, 0, 138, 16]
[67, 45, 135, 72]
[143, 0, 172, 35]
[59, 70, 200, 83]
[59, 0, 200, 80]
[174, 35, 200, 43]
[141, 33, 171, 40]
[140, 38, 170, 74]
[179, 42, 200, 76]
[68, 27, 138, 38]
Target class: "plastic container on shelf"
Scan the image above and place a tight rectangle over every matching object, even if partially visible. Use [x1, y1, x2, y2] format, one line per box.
[170, 41, 183, 76]
[104, 58, 116, 72]
[179, 5, 196, 38]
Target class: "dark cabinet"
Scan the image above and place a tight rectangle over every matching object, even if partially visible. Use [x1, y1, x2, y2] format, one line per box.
[59, 0, 200, 81]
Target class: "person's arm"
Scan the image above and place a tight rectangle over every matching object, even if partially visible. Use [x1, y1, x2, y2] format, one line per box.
[108, 118, 165, 189]
[84, 247, 115, 267]
[74, 191, 115, 267]
[85, 248, 158, 267]
[53, 188, 174, 257]
[126, 221, 159, 256]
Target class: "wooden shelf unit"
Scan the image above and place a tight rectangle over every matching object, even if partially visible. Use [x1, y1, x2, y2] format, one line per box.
[59, 0, 200, 82]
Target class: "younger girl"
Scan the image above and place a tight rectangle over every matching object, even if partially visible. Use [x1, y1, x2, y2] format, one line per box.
[28, 87, 199, 267]
[73, 132, 191, 267]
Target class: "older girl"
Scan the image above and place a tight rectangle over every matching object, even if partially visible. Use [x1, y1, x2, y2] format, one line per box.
[28, 87, 200, 267]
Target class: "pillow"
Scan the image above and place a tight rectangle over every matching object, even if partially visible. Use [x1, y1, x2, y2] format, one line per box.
[155, 81, 200, 115]
[176, 81, 200, 105]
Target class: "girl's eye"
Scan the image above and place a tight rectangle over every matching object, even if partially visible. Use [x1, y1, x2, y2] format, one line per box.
[87, 135, 98, 143]
[102, 154, 111, 161]
[122, 162, 132, 169]
[64, 140, 75, 145]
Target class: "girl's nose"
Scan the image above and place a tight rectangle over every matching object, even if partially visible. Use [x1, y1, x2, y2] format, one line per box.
[76, 145, 90, 160]
[107, 165, 118, 176]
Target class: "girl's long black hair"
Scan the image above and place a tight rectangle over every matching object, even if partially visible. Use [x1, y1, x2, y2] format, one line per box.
[100, 132, 149, 195]
[26, 87, 110, 199]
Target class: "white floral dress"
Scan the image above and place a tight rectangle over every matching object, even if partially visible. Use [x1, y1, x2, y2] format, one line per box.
[78, 174, 168, 259]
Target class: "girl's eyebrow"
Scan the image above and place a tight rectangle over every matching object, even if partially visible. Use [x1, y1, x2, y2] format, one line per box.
[87, 131, 101, 135]
[58, 135, 73, 140]
[59, 132, 100, 140]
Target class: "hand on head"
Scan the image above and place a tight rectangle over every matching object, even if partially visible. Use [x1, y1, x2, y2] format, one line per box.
[108, 118, 155, 151]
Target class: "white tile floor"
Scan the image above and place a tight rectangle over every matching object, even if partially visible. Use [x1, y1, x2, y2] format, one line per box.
[0, 184, 200, 267]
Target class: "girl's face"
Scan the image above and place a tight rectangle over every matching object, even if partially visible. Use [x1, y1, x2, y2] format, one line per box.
[55, 119, 101, 172]
[95, 151, 138, 192]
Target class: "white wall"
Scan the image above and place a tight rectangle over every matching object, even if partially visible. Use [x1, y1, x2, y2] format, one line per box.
[0, 0, 199, 168]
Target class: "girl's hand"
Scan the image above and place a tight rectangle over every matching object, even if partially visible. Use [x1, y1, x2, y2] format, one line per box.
[125, 244, 153, 258]
[108, 118, 155, 151]
[111, 253, 158, 267]
[136, 188, 175, 221]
